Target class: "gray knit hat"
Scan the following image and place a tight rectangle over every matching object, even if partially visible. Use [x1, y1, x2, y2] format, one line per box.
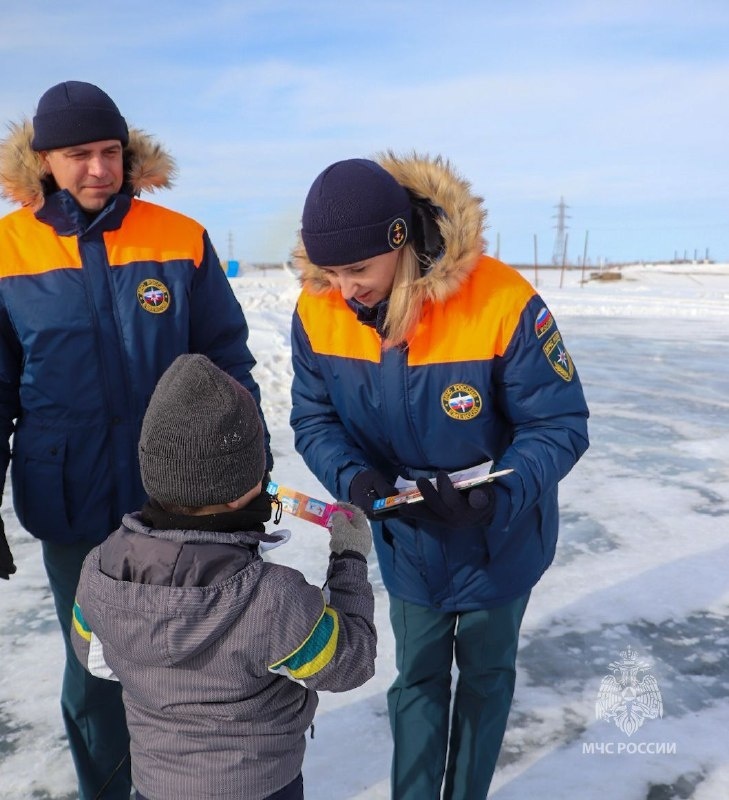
[139, 354, 265, 507]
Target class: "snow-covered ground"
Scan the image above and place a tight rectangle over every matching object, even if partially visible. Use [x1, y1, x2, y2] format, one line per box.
[1, 261, 728, 799]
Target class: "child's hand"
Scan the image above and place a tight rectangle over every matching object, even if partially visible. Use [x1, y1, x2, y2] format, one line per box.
[329, 503, 372, 557]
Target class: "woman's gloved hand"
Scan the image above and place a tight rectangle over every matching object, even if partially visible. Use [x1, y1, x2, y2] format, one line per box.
[349, 469, 398, 519]
[399, 471, 496, 528]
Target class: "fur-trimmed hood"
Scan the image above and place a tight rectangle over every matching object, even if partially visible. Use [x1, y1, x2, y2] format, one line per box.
[292, 152, 487, 306]
[0, 119, 176, 210]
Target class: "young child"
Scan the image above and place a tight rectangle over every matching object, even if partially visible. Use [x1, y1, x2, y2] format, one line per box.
[71, 354, 376, 800]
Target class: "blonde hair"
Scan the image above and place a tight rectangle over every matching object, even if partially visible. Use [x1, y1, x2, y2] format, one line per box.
[382, 244, 424, 347]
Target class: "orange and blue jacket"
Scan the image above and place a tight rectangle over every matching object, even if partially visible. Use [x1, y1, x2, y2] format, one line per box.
[290, 154, 589, 610]
[0, 127, 266, 544]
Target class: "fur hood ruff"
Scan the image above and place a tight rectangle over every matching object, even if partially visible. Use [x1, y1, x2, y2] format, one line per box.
[0, 119, 176, 210]
[293, 152, 487, 308]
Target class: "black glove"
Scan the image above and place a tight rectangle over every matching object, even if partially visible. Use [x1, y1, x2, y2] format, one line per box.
[349, 469, 398, 520]
[0, 518, 16, 580]
[400, 470, 496, 528]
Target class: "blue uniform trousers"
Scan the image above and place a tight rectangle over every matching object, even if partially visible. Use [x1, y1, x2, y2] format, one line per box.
[42, 540, 132, 800]
[387, 593, 530, 800]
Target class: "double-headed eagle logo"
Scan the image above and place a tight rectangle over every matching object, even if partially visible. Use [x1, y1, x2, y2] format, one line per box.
[596, 646, 663, 736]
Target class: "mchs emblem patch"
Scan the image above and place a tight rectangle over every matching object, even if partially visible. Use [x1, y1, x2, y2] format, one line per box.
[441, 384, 482, 420]
[137, 279, 170, 314]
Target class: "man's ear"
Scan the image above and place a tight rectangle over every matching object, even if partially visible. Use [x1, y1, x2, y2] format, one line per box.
[39, 151, 51, 175]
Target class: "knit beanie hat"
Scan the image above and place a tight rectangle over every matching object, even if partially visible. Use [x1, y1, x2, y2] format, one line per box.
[31, 81, 129, 151]
[139, 354, 265, 507]
[301, 158, 412, 267]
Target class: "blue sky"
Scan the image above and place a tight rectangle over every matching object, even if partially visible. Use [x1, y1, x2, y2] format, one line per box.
[1, 1, 727, 265]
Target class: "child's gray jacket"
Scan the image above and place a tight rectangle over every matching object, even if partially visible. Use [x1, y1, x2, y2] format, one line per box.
[72, 512, 376, 799]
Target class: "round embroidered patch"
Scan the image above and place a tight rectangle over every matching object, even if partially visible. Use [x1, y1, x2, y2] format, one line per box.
[387, 218, 408, 250]
[441, 383, 483, 420]
[137, 279, 170, 314]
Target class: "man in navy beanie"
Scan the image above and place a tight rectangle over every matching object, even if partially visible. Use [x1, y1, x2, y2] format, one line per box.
[0, 82, 273, 799]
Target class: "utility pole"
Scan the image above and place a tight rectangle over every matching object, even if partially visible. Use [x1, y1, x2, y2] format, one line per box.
[559, 233, 569, 289]
[552, 196, 570, 266]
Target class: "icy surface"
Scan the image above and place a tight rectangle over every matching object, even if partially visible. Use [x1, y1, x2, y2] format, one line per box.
[1, 262, 728, 799]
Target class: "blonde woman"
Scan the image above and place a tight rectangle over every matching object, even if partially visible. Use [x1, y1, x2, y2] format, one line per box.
[290, 154, 590, 799]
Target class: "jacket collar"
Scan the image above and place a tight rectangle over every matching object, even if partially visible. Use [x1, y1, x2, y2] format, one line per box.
[347, 297, 389, 335]
[140, 495, 272, 535]
[35, 189, 131, 236]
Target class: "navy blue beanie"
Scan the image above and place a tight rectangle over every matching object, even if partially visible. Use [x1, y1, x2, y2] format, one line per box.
[31, 81, 129, 151]
[301, 159, 412, 267]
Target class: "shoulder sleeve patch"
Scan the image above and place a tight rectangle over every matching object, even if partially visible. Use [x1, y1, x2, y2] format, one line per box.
[534, 306, 554, 339]
[542, 330, 575, 381]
